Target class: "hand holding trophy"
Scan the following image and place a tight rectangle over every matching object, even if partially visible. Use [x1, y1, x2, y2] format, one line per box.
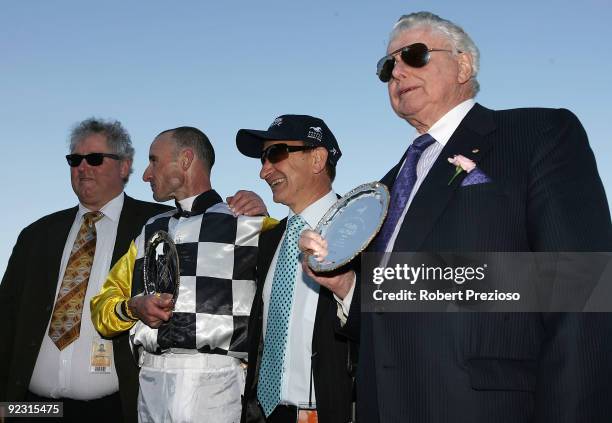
[300, 182, 389, 299]
[128, 230, 180, 328]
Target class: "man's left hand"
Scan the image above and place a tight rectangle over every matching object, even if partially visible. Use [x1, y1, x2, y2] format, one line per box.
[227, 190, 268, 216]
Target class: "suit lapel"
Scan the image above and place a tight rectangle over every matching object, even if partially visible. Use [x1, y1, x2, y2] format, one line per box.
[247, 218, 286, 393]
[393, 103, 497, 251]
[380, 155, 405, 191]
[112, 194, 138, 266]
[258, 218, 286, 280]
[254, 219, 286, 329]
[35, 207, 78, 335]
[44, 208, 77, 295]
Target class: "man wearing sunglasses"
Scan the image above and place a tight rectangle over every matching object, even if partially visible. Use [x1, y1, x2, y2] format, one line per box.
[300, 11, 611, 423]
[0, 118, 171, 423]
[236, 115, 353, 423]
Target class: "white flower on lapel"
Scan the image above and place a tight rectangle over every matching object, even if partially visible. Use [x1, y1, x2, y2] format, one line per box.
[447, 154, 476, 185]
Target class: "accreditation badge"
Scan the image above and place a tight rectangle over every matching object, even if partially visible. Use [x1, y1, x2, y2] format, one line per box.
[90, 338, 113, 374]
[297, 403, 318, 423]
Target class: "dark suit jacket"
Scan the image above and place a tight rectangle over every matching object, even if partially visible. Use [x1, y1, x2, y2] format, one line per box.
[0, 194, 170, 423]
[346, 104, 612, 423]
[242, 218, 353, 423]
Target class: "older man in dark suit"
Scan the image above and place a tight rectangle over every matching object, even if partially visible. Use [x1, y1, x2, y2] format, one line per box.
[301, 11, 612, 423]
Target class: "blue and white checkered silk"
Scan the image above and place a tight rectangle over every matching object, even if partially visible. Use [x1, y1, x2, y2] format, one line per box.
[372, 133, 436, 252]
[257, 214, 306, 417]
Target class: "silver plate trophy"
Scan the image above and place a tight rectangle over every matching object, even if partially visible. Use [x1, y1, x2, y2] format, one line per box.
[143, 230, 180, 301]
[307, 182, 390, 272]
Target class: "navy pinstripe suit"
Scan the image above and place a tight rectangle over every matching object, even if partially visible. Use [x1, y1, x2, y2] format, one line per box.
[346, 104, 612, 423]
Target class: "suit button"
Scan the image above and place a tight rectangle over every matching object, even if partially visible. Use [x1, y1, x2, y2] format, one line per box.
[46, 305, 52, 312]
[16, 380, 23, 386]
[30, 340, 38, 347]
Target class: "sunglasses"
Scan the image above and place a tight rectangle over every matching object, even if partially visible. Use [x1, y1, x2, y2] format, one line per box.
[66, 153, 121, 167]
[260, 143, 316, 165]
[376, 42, 456, 82]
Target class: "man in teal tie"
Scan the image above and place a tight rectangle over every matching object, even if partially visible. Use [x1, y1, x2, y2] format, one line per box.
[236, 115, 353, 423]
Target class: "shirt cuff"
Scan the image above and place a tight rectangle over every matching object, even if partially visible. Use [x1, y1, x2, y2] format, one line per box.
[333, 273, 356, 326]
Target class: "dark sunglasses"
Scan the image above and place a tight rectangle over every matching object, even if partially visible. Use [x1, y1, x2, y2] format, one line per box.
[66, 153, 121, 167]
[376, 42, 457, 82]
[260, 143, 316, 165]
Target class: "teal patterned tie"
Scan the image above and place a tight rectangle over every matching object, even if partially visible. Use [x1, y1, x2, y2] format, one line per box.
[257, 214, 306, 417]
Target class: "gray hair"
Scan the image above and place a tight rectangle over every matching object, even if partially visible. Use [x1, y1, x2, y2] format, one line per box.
[390, 11, 480, 95]
[69, 117, 134, 183]
[159, 127, 215, 173]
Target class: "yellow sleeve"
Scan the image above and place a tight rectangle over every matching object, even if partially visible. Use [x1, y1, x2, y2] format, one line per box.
[90, 241, 138, 337]
[262, 216, 279, 232]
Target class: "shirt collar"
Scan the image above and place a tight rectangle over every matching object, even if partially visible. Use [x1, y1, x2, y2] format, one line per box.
[177, 194, 198, 212]
[77, 191, 124, 222]
[288, 190, 337, 229]
[174, 189, 223, 217]
[416, 98, 476, 146]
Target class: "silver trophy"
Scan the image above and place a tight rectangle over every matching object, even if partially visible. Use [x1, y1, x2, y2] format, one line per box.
[307, 182, 390, 272]
[143, 230, 180, 301]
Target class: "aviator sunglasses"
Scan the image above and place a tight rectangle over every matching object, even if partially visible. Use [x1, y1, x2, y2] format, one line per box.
[260, 143, 316, 164]
[66, 153, 121, 167]
[376, 42, 457, 82]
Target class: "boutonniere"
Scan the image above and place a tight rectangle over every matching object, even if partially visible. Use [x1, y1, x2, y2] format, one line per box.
[447, 155, 476, 185]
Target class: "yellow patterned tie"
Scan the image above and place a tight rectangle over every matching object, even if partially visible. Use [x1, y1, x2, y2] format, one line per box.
[48, 211, 104, 350]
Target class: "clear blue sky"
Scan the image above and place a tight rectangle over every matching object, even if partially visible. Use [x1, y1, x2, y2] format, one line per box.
[1, 0, 611, 274]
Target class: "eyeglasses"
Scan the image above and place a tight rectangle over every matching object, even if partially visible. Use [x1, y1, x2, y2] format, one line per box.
[376, 42, 457, 82]
[66, 153, 121, 167]
[260, 143, 316, 164]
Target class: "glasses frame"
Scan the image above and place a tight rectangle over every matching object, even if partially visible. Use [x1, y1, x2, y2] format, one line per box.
[376, 42, 458, 82]
[260, 143, 316, 165]
[66, 152, 121, 167]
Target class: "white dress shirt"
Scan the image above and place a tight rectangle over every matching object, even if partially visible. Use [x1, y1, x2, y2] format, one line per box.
[262, 190, 338, 407]
[29, 192, 124, 399]
[339, 99, 476, 316]
[386, 99, 476, 251]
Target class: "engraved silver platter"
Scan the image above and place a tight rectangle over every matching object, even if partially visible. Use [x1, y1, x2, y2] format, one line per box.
[143, 230, 180, 301]
[307, 182, 390, 272]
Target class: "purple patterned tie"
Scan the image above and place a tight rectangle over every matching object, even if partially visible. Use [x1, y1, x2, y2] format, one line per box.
[372, 133, 436, 252]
